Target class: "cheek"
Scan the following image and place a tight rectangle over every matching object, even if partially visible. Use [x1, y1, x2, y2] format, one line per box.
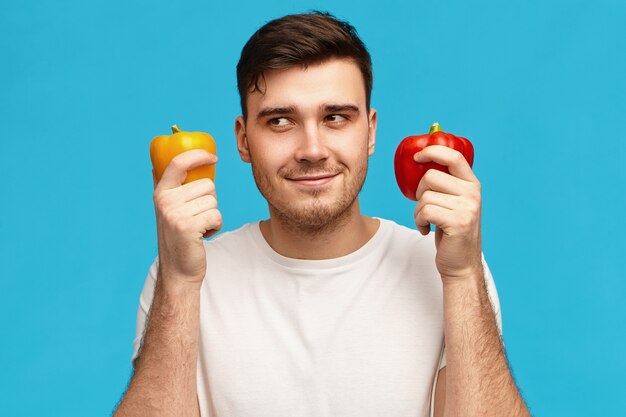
[249, 142, 291, 173]
[335, 138, 369, 163]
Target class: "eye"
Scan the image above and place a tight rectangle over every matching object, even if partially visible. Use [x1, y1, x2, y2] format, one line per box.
[325, 114, 348, 124]
[269, 117, 291, 127]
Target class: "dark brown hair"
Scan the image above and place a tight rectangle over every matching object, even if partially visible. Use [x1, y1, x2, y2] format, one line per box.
[236, 11, 373, 119]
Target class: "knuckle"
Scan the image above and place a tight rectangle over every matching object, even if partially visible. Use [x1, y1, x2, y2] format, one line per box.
[470, 188, 480, 201]
[421, 190, 433, 202]
[207, 210, 223, 231]
[154, 192, 173, 212]
[153, 195, 166, 212]
[200, 177, 214, 188]
[459, 212, 473, 228]
[471, 199, 481, 214]
[190, 178, 215, 195]
[169, 157, 186, 171]
[204, 179, 216, 194]
[214, 210, 223, 223]
[173, 216, 190, 232]
[421, 204, 433, 217]
[161, 209, 178, 226]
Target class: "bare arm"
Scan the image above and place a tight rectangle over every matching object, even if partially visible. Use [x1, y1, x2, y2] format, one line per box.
[440, 270, 530, 417]
[433, 367, 446, 417]
[114, 149, 221, 417]
[412, 145, 530, 417]
[114, 275, 201, 417]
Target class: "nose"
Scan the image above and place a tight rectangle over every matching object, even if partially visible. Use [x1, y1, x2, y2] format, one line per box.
[294, 123, 330, 162]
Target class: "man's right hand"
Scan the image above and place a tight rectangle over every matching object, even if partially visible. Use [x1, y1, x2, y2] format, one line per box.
[113, 149, 214, 417]
[152, 149, 221, 287]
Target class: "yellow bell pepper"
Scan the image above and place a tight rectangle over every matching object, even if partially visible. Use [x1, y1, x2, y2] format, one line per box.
[150, 125, 217, 184]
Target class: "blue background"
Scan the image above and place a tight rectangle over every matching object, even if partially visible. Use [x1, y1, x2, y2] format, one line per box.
[1, 0, 624, 415]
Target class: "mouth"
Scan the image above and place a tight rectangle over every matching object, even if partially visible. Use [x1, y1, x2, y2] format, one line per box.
[286, 173, 339, 187]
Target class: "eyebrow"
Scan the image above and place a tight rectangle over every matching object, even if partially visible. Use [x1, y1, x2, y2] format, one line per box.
[255, 103, 361, 120]
[322, 104, 360, 114]
[256, 106, 296, 119]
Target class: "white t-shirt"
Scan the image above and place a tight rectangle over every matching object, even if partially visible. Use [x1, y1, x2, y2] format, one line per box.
[132, 218, 502, 417]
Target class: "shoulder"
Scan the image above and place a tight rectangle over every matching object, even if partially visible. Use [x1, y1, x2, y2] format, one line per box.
[376, 217, 437, 263]
[379, 217, 423, 237]
[202, 222, 258, 254]
[204, 222, 256, 244]
[378, 217, 434, 246]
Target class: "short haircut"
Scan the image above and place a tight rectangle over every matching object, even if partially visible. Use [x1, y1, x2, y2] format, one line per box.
[236, 11, 373, 119]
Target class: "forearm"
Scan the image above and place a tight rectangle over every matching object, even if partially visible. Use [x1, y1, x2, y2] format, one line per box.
[442, 270, 530, 417]
[114, 271, 201, 417]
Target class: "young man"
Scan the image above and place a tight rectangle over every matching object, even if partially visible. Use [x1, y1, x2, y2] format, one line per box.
[114, 12, 531, 417]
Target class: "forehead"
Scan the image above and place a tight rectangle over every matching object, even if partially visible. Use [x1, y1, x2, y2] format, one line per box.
[247, 59, 366, 115]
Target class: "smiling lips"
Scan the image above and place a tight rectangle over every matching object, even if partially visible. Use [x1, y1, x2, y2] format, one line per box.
[287, 173, 339, 186]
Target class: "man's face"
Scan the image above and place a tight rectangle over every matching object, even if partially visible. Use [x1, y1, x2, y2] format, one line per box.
[235, 58, 377, 229]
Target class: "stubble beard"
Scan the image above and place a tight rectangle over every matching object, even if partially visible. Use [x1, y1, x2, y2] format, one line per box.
[249, 155, 368, 236]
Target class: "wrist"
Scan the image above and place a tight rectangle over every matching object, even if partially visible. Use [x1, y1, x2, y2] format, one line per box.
[156, 269, 204, 296]
[442, 273, 483, 294]
[441, 263, 484, 286]
[442, 268, 492, 314]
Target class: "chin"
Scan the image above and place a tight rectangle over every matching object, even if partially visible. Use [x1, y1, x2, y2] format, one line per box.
[251, 158, 368, 231]
[271, 193, 358, 231]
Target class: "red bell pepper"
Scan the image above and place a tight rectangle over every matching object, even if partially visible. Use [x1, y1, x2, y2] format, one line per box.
[394, 122, 474, 201]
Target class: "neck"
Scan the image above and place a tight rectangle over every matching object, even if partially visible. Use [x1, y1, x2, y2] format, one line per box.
[259, 199, 380, 260]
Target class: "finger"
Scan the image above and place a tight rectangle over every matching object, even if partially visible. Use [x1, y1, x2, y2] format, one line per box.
[415, 169, 466, 201]
[178, 178, 216, 203]
[193, 209, 223, 238]
[414, 145, 477, 183]
[180, 195, 218, 217]
[414, 204, 453, 236]
[152, 169, 157, 189]
[417, 223, 431, 236]
[158, 149, 218, 191]
[415, 190, 458, 212]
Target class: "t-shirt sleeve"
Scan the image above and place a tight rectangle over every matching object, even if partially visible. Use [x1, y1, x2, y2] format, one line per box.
[437, 252, 503, 371]
[130, 256, 159, 368]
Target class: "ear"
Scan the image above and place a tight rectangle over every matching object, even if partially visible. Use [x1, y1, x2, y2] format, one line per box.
[235, 115, 251, 163]
[367, 108, 377, 157]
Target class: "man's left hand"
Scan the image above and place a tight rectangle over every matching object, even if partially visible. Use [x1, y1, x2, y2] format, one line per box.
[413, 145, 483, 282]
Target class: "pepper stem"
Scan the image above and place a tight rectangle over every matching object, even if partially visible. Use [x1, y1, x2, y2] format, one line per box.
[429, 122, 442, 134]
[171, 125, 181, 134]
